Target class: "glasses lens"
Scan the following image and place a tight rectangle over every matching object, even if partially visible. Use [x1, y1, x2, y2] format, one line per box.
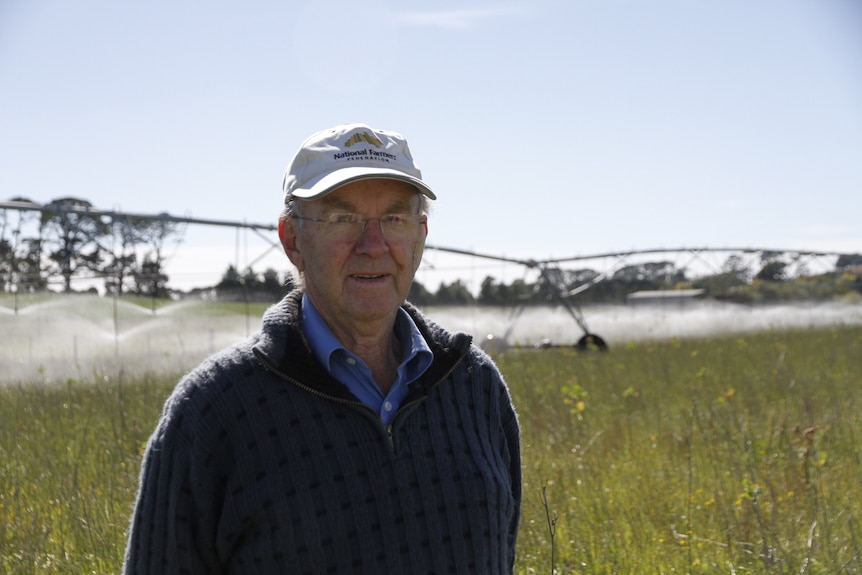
[323, 213, 422, 241]
[380, 214, 413, 240]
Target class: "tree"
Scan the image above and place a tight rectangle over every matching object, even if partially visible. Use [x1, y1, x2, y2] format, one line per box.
[836, 253, 862, 270]
[40, 197, 109, 292]
[0, 199, 43, 292]
[755, 260, 787, 282]
[507, 278, 536, 303]
[14, 239, 47, 292]
[642, 261, 685, 286]
[408, 279, 434, 306]
[135, 255, 170, 298]
[103, 216, 141, 295]
[567, 268, 602, 286]
[435, 279, 475, 305]
[478, 276, 504, 306]
[0, 238, 10, 292]
[261, 268, 288, 299]
[134, 215, 180, 284]
[692, 254, 750, 295]
[242, 268, 261, 293]
[613, 264, 646, 283]
[722, 254, 752, 283]
[215, 264, 244, 300]
[534, 268, 566, 304]
[106, 215, 181, 295]
[213, 265, 290, 302]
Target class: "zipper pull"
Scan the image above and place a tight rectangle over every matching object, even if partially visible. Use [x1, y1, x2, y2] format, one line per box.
[385, 423, 395, 451]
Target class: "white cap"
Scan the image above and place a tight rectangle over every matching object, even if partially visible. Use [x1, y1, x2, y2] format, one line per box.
[283, 123, 436, 203]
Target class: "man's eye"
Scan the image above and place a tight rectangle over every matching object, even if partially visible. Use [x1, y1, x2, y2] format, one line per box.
[330, 213, 359, 224]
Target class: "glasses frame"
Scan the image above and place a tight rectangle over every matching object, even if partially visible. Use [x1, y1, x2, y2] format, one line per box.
[291, 212, 427, 242]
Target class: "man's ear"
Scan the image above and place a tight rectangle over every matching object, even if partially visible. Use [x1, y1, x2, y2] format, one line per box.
[278, 218, 305, 272]
[412, 221, 428, 274]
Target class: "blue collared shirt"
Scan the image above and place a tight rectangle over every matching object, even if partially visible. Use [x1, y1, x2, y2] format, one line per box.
[301, 294, 434, 425]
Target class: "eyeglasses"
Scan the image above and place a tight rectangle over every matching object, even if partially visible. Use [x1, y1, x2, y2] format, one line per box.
[292, 212, 427, 242]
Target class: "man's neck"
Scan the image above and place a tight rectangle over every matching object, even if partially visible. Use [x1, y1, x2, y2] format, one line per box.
[312, 300, 403, 393]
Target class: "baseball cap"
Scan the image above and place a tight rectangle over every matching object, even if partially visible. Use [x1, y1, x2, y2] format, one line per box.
[283, 123, 436, 203]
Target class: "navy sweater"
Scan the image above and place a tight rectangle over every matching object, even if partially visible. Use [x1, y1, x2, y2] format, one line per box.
[123, 291, 521, 574]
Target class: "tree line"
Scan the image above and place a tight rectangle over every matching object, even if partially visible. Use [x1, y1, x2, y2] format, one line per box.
[3, 198, 861, 305]
[1, 197, 178, 296]
[211, 252, 862, 306]
[405, 252, 862, 307]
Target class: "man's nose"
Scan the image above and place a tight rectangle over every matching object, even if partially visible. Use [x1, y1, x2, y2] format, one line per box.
[356, 218, 389, 250]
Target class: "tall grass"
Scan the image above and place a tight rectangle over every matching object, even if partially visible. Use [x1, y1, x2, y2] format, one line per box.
[504, 326, 862, 574]
[0, 372, 174, 573]
[1, 326, 860, 574]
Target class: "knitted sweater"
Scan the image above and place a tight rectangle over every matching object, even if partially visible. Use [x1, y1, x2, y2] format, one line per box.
[123, 290, 521, 574]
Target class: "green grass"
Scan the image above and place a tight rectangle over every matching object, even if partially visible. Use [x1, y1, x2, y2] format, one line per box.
[0, 372, 172, 573]
[502, 327, 862, 574]
[2, 326, 861, 574]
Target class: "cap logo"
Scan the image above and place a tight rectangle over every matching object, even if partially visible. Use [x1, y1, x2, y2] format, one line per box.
[284, 123, 436, 201]
[344, 131, 383, 148]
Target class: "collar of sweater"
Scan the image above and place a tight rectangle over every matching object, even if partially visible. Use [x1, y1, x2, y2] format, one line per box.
[253, 290, 474, 402]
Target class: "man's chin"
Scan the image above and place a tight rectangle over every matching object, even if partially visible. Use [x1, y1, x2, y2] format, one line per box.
[346, 292, 403, 320]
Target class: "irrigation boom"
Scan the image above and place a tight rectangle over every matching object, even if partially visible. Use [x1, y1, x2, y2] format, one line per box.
[3, 200, 856, 351]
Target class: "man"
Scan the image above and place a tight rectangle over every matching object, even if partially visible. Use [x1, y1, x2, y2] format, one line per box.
[123, 123, 521, 574]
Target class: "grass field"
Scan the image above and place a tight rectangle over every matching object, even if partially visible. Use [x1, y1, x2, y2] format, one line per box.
[1, 325, 860, 574]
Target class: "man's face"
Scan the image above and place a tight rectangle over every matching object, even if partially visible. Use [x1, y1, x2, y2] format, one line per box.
[281, 179, 427, 335]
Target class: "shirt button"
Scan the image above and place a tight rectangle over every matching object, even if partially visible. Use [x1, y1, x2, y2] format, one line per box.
[383, 401, 393, 412]
[346, 357, 357, 366]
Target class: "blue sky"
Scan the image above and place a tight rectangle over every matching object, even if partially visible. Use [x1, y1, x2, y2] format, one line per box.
[2, 0, 861, 291]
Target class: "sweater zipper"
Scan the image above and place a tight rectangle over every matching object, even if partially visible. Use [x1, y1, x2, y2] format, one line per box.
[254, 348, 396, 449]
[387, 345, 471, 435]
[253, 348, 376, 410]
[255, 344, 471, 453]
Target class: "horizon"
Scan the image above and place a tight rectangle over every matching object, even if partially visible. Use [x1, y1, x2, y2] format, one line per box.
[0, 199, 854, 296]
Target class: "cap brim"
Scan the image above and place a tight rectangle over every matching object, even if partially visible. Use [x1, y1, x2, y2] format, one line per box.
[289, 167, 436, 201]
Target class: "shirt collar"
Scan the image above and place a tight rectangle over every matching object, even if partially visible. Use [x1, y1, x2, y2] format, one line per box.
[301, 293, 433, 372]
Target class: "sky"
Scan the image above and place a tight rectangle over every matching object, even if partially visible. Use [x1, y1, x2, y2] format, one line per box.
[2, 0, 861, 292]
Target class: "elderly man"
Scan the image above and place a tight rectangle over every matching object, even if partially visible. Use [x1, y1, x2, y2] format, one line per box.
[123, 123, 521, 574]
